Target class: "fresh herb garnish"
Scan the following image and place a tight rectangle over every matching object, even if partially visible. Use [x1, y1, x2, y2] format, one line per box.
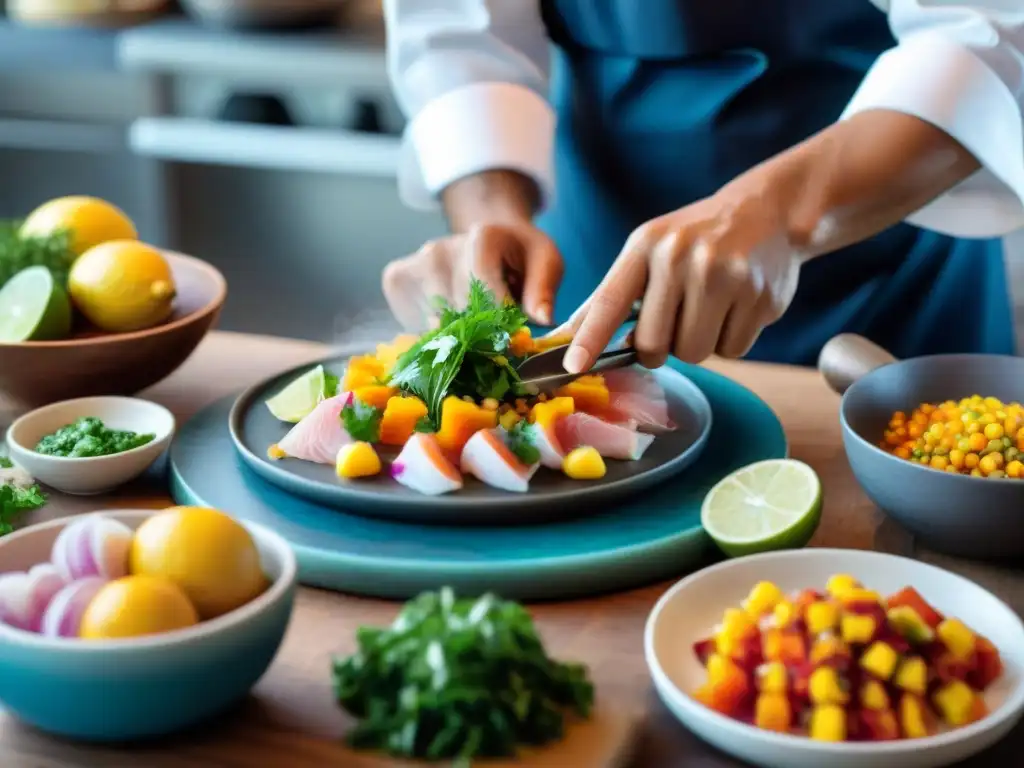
[0, 456, 47, 536]
[413, 415, 435, 434]
[35, 417, 155, 458]
[388, 279, 528, 429]
[505, 421, 541, 465]
[323, 370, 340, 399]
[332, 587, 593, 762]
[0, 221, 75, 290]
[342, 398, 382, 443]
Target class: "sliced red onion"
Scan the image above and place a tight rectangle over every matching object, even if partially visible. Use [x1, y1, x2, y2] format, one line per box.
[389, 461, 406, 478]
[40, 577, 107, 638]
[51, 515, 133, 581]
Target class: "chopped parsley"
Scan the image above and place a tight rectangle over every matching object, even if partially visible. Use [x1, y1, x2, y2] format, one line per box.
[342, 397, 382, 443]
[505, 421, 541, 465]
[332, 587, 593, 762]
[0, 456, 46, 536]
[35, 417, 155, 458]
[388, 279, 529, 430]
[0, 221, 75, 290]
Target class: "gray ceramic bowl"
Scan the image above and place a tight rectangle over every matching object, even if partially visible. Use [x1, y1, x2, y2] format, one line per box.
[820, 334, 1024, 560]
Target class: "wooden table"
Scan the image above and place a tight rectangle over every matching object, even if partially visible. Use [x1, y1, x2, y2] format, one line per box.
[1, 331, 1021, 767]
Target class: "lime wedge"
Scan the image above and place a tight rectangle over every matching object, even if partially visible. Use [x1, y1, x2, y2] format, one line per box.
[701, 459, 822, 558]
[0, 266, 72, 342]
[265, 364, 334, 423]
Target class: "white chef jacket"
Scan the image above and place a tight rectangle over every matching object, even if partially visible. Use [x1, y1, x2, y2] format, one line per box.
[384, 0, 1024, 239]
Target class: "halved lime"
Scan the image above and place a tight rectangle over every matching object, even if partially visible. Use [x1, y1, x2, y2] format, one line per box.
[265, 364, 334, 423]
[0, 266, 72, 342]
[701, 459, 822, 558]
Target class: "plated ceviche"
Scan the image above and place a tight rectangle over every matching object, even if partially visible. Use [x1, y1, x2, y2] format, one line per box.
[263, 280, 675, 495]
[692, 574, 1004, 742]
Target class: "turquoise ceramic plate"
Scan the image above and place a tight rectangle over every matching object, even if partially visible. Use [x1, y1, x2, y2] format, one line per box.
[170, 363, 787, 600]
[229, 356, 714, 525]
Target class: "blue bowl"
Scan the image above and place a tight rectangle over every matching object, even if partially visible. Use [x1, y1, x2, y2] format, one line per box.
[0, 509, 297, 742]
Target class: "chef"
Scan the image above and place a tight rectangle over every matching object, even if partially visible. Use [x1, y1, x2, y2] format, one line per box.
[379, 0, 1024, 371]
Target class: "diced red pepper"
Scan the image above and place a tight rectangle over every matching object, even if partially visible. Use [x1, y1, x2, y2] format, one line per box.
[858, 708, 901, 741]
[693, 637, 715, 666]
[933, 652, 973, 686]
[969, 635, 1004, 692]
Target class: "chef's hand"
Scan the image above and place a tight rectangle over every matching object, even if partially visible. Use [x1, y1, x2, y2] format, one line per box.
[557, 192, 803, 373]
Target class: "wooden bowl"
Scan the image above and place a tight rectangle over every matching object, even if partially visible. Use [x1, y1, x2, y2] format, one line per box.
[0, 252, 226, 412]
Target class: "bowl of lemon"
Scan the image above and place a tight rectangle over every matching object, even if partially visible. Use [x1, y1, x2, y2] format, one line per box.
[0, 506, 296, 741]
[0, 196, 226, 410]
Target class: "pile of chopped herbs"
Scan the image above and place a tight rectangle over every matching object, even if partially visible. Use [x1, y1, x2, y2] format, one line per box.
[35, 417, 155, 458]
[387, 279, 530, 430]
[0, 221, 75, 290]
[0, 456, 46, 536]
[332, 587, 594, 763]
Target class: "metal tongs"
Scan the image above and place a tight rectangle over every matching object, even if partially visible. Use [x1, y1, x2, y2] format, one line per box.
[516, 302, 641, 396]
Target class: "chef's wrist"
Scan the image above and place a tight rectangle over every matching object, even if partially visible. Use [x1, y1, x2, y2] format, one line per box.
[441, 170, 541, 234]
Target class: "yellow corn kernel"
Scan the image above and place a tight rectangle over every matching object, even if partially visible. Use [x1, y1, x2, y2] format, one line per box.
[937, 618, 976, 660]
[335, 441, 382, 479]
[861, 642, 900, 681]
[894, 657, 928, 696]
[754, 693, 792, 733]
[757, 662, 788, 694]
[267, 443, 286, 460]
[841, 614, 877, 644]
[806, 601, 840, 635]
[809, 705, 847, 742]
[900, 695, 929, 739]
[933, 681, 978, 727]
[809, 667, 848, 706]
[744, 581, 784, 617]
[773, 599, 797, 628]
[825, 574, 859, 597]
[860, 679, 890, 711]
[562, 446, 606, 480]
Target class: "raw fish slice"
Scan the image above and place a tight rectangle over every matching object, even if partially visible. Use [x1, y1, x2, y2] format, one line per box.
[556, 412, 654, 461]
[602, 368, 675, 433]
[391, 433, 463, 496]
[461, 429, 533, 493]
[525, 421, 565, 470]
[276, 392, 353, 464]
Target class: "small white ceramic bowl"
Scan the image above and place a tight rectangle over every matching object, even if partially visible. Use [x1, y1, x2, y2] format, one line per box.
[5, 397, 175, 495]
[645, 549, 1024, 768]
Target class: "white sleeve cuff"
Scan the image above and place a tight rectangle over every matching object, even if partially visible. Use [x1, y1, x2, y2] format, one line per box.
[397, 82, 556, 212]
[842, 32, 1024, 238]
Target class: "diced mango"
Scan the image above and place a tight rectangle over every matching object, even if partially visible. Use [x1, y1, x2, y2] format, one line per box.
[937, 618, 976, 661]
[353, 385, 397, 410]
[861, 641, 900, 681]
[499, 410, 522, 431]
[886, 586, 943, 628]
[754, 693, 792, 733]
[763, 628, 807, 665]
[335, 441, 382, 479]
[808, 666, 848, 705]
[933, 680, 982, 727]
[562, 446, 606, 480]
[529, 396, 575, 429]
[887, 606, 934, 644]
[773, 599, 797, 628]
[841, 613, 878, 645]
[860, 679, 890, 711]
[809, 704, 847, 742]
[899, 694, 931, 739]
[509, 328, 535, 357]
[436, 396, 498, 456]
[342, 354, 387, 390]
[379, 396, 429, 446]
[825, 574, 860, 598]
[556, 375, 610, 414]
[810, 635, 850, 666]
[374, 335, 417, 370]
[838, 588, 883, 606]
[698, 654, 751, 714]
[806, 601, 840, 635]
[267, 443, 286, 460]
[894, 656, 928, 696]
[757, 662, 788, 694]
[744, 581, 784, 618]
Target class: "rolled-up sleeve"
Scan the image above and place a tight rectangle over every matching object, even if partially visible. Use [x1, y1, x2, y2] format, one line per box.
[842, 0, 1024, 238]
[383, 0, 555, 212]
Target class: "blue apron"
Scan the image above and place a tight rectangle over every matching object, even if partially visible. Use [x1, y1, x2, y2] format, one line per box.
[536, 0, 1014, 365]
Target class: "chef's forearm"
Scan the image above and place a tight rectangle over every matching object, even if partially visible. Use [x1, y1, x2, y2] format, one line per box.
[729, 109, 981, 257]
[441, 170, 541, 233]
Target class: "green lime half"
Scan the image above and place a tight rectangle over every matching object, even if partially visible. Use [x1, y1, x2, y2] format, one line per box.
[265, 364, 334, 423]
[0, 266, 72, 342]
[701, 459, 822, 558]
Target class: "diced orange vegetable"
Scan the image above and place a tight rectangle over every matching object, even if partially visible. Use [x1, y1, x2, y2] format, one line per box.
[379, 396, 429, 446]
[509, 328, 534, 357]
[937, 618, 976, 660]
[763, 629, 807, 665]
[744, 581, 784, 618]
[435, 396, 498, 456]
[809, 704, 846, 742]
[353, 385, 397, 410]
[754, 693, 792, 733]
[886, 587, 943, 628]
[556, 375, 610, 414]
[697, 654, 751, 714]
[899, 694, 933, 739]
[861, 642, 900, 681]
[529, 396, 575, 428]
[533, 332, 573, 352]
[894, 656, 928, 696]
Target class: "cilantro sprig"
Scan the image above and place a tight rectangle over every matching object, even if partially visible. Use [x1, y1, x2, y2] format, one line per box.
[505, 421, 541, 465]
[342, 397, 382, 443]
[0, 456, 47, 536]
[387, 279, 529, 430]
[0, 221, 75, 290]
[332, 587, 593, 762]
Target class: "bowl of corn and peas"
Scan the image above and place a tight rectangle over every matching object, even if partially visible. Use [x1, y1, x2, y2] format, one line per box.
[881, 396, 1024, 479]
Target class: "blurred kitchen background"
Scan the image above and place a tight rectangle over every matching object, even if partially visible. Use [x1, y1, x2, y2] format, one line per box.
[0, 0, 1022, 348]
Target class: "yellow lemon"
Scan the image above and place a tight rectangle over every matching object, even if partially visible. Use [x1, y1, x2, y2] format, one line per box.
[79, 575, 199, 640]
[129, 507, 268, 620]
[20, 196, 137, 258]
[68, 240, 176, 332]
